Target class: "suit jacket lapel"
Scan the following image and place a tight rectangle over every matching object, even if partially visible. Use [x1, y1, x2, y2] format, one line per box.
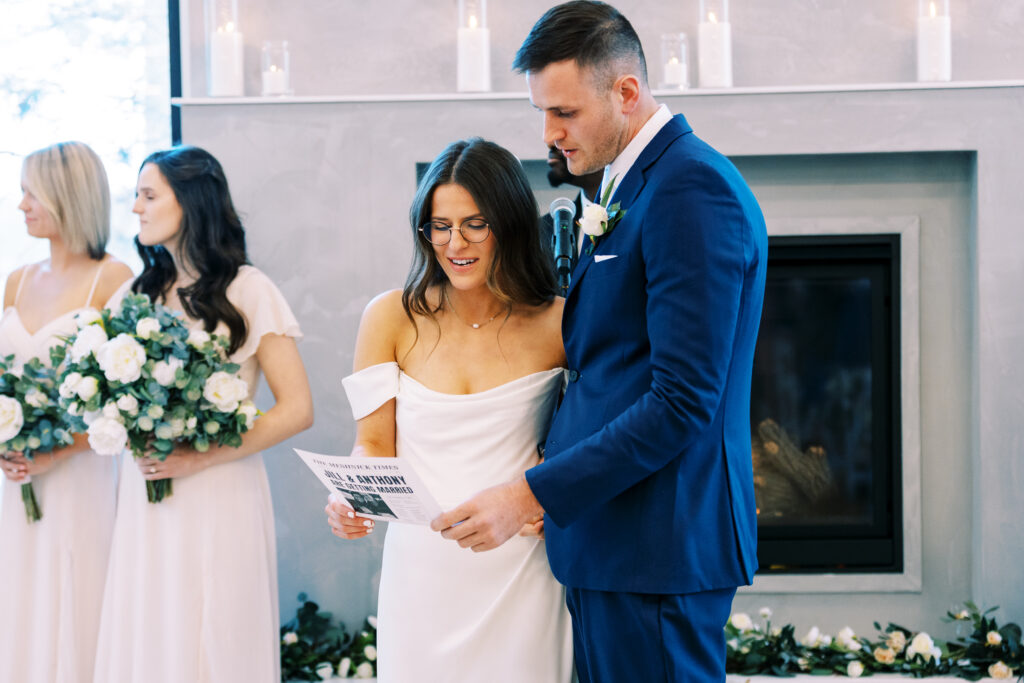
[564, 114, 693, 306]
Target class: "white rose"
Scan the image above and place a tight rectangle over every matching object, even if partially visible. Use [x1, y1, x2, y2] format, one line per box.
[67, 400, 84, 416]
[337, 657, 352, 676]
[989, 661, 1013, 679]
[802, 626, 824, 648]
[187, 328, 211, 348]
[238, 400, 258, 429]
[579, 203, 609, 236]
[366, 615, 377, 629]
[76, 375, 100, 401]
[203, 371, 249, 413]
[364, 644, 377, 661]
[102, 402, 122, 421]
[837, 626, 862, 652]
[759, 607, 773, 620]
[847, 661, 864, 678]
[955, 609, 970, 620]
[886, 630, 907, 653]
[74, 309, 103, 328]
[0, 396, 25, 443]
[988, 630, 1003, 646]
[906, 632, 937, 662]
[59, 372, 83, 400]
[87, 416, 128, 456]
[281, 631, 298, 645]
[315, 663, 333, 680]
[70, 323, 108, 362]
[116, 394, 140, 415]
[25, 388, 49, 409]
[151, 357, 185, 387]
[355, 661, 374, 678]
[135, 317, 162, 340]
[186, 416, 197, 430]
[97, 334, 147, 383]
[729, 612, 754, 632]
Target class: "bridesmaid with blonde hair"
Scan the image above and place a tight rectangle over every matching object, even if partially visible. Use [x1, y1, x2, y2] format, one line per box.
[0, 140, 133, 682]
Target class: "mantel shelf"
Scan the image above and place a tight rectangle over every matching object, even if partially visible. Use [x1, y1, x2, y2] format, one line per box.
[171, 79, 1024, 106]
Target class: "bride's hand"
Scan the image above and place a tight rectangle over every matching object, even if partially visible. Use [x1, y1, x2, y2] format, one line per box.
[518, 514, 545, 539]
[0, 452, 29, 482]
[138, 449, 208, 480]
[325, 493, 375, 539]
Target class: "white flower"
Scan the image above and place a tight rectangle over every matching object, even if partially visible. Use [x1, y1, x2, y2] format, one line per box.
[187, 328, 211, 348]
[729, 612, 754, 632]
[135, 317, 162, 340]
[364, 644, 377, 661]
[155, 423, 174, 440]
[847, 661, 864, 678]
[203, 371, 248, 413]
[955, 609, 970, 620]
[837, 626, 862, 652]
[797, 657, 810, 671]
[25, 389, 48, 409]
[67, 400, 83, 416]
[74, 309, 103, 328]
[151, 357, 184, 387]
[76, 375, 100, 401]
[87, 416, 129, 455]
[59, 372, 83, 399]
[281, 631, 298, 645]
[759, 607, 772, 620]
[0, 396, 25, 443]
[906, 632, 939, 662]
[315, 662, 333, 680]
[366, 615, 377, 629]
[186, 416, 197, 429]
[989, 661, 1013, 679]
[169, 418, 186, 437]
[579, 203, 609, 236]
[338, 657, 352, 676]
[988, 630, 1003, 646]
[801, 626, 823, 648]
[97, 334, 147, 383]
[137, 416, 155, 431]
[355, 661, 374, 678]
[116, 394, 140, 415]
[886, 630, 907, 653]
[70, 323, 108, 362]
[238, 400, 258, 429]
[102, 402, 121, 421]
[874, 646, 896, 665]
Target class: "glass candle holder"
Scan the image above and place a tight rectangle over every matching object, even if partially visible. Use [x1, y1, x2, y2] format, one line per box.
[698, 0, 732, 88]
[917, 0, 951, 82]
[205, 0, 244, 96]
[261, 40, 291, 96]
[660, 33, 690, 90]
[457, 0, 490, 92]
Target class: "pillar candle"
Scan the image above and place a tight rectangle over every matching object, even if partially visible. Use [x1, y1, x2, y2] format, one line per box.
[209, 24, 244, 96]
[457, 17, 491, 92]
[917, 5, 951, 82]
[698, 14, 732, 88]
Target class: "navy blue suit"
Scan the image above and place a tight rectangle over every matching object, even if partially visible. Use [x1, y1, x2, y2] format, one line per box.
[526, 114, 767, 680]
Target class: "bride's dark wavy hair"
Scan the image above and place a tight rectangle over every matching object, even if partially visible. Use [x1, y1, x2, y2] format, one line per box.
[132, 146, 250, 354]
[403, 138, 556, 323]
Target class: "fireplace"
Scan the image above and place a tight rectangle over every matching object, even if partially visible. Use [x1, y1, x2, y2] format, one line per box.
[752, 234, 902, 573]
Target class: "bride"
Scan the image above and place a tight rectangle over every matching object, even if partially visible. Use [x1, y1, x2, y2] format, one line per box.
[325, 138, 573, 682]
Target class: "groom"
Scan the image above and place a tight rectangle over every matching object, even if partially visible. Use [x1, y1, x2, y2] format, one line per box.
[431, 1, 767, 679]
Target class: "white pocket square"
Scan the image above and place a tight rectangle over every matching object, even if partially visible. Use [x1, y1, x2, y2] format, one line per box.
[594, 254, 618, 262]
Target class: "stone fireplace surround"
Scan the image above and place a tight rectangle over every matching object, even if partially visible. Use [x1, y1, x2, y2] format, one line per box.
[175, 81, 1023, 634]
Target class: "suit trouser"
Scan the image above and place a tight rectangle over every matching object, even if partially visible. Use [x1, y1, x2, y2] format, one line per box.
[566, 585, 737, 683]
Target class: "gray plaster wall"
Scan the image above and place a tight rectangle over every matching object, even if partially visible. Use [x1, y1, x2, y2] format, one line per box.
[183, 0, 1024, 98]
[177, 0, 1024, 644]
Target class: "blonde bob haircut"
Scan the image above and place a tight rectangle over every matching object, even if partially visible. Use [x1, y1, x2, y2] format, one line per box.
[22, 141, 110, 259]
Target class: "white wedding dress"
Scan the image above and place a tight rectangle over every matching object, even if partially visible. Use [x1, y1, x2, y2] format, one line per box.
[0, 266, 117, 683]
[342, 362, 574, 683]
[93, 266, 301, 683]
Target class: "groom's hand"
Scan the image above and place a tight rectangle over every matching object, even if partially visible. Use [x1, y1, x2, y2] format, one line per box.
[430, 476, 544, 552]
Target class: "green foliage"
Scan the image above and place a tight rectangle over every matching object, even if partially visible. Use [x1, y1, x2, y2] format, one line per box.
[280, 593, 377, 681]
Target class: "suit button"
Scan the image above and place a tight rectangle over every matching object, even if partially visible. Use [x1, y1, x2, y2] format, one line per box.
[568, 369, 580, 382]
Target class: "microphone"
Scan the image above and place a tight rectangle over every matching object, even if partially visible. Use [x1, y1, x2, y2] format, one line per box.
[549, 197, 576, 292]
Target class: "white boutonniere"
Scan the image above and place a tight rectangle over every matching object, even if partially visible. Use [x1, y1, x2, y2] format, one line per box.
[579, 175, 626, 255]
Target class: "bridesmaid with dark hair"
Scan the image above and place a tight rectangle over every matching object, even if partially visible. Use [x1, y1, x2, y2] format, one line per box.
[93, 146, 314, 683]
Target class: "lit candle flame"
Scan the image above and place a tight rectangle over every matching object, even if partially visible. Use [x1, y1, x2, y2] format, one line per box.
[270, 65, 278, 72]
[708, 11, 718, 23]
[929, 1, 937, 17]
[669, 56, 679, 65]
[468, 14, 478, 29]
[225, 21, 235, 32]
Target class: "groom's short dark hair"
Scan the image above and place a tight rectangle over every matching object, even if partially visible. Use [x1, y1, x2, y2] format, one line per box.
[512, 0, 648, 89]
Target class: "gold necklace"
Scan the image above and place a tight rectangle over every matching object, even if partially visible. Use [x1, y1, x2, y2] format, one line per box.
[443, 287, 506, 329]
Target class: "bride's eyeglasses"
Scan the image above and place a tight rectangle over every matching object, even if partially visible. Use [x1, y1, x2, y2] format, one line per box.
[419, 219, 490, 245]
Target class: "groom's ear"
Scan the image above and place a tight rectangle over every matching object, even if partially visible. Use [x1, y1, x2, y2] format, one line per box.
[613, 74, 642, 115]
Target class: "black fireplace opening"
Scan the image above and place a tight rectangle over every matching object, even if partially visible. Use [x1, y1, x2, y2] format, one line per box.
[752, 234, 902, 574]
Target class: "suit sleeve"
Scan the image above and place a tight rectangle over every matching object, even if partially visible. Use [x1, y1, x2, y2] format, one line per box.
[526, 160, 752, 527]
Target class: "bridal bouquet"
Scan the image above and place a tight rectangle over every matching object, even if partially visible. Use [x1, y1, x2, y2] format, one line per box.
[0, 354, 76, 522]
[56, 292, 258, 503]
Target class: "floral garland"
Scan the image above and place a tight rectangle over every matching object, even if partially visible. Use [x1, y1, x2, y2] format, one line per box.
[726, 602, 1022, 680]
[281, 593, 377, 681]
